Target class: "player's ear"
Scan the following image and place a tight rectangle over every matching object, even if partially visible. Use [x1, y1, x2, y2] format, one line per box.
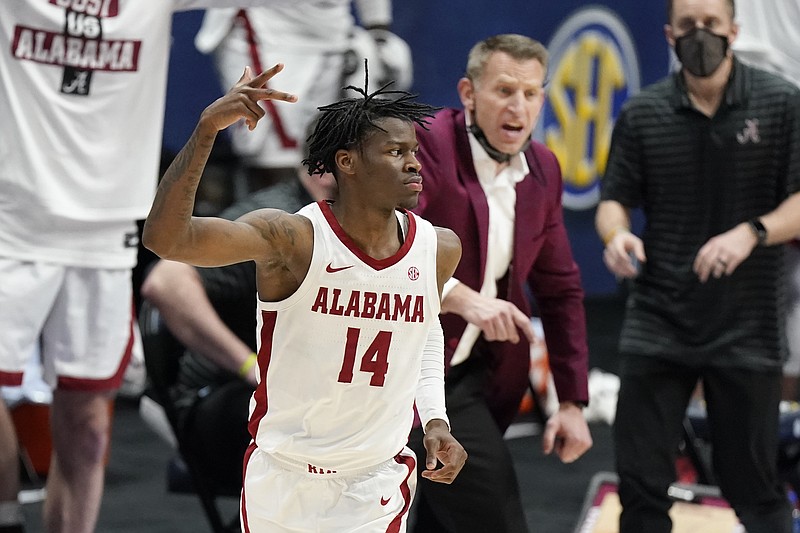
[335, 148, 356, 177]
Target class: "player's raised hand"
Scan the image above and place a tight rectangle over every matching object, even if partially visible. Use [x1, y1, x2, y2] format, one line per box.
[199, 64, 297, 134]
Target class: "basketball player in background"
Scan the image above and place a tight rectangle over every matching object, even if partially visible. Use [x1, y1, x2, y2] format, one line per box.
[195, 0, 413, 193]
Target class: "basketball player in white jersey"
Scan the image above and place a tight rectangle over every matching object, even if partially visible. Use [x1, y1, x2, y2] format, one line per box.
[0, 3, 314, 532]
[194, 0, 413, 190]
[143, 63, 467, 532]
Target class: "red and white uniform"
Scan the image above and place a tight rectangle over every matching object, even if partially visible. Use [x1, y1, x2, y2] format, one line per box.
[0, 0, 306, 388]
[194, 0, 393, 170]
[249, 201, 443, 470]
[243, 201, 445, 532]
[242, 201, 444, 531]
[0, 0, 304, 268]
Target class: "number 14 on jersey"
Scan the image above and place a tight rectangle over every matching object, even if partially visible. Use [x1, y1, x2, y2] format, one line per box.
[337, 328, 391, 387]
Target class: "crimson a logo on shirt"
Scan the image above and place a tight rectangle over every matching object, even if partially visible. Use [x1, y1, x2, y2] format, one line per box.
[11, 0, 140, 97]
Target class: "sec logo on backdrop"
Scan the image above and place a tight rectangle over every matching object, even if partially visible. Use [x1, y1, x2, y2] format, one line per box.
[540, 6, 640, 210]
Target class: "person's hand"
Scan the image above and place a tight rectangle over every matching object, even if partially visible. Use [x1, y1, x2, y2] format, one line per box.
[444, 284, 536, 344]
[541, 402, 593, 463]
[198, 64, 297, 134]
[420, 419, 467, 484]
[693, 222, 758, 282]
[602, 229, 645, 279]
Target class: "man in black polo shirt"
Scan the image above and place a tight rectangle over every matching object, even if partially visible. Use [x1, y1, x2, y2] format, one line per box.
[595, 0, 800, 531]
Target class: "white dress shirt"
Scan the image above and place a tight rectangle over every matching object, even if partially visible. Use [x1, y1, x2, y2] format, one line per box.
[448, 116, 529, 366]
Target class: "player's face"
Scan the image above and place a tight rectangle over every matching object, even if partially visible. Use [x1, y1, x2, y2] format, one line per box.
[459, 51, 546, 155]
[358, 118, 423, 210]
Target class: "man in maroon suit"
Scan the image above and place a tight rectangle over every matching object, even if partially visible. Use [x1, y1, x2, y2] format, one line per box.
[408, 34, 593, 533]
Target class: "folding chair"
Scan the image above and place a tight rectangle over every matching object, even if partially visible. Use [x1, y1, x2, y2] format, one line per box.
[138, 299, 242, 533]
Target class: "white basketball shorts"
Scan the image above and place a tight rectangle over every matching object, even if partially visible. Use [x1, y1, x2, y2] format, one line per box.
[241, 445, 417, 533]
[0, 258, 133, 391]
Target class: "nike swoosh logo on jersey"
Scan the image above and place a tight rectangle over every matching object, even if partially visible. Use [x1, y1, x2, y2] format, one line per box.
[326, 263, 354, 273]
[380, 496, 391, 506]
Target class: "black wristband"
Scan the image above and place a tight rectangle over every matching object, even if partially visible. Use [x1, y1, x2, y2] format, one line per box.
[747, 218, 768, 245]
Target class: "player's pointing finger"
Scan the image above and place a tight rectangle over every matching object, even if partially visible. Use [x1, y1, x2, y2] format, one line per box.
[252, 88, 298, 103]
[236, 66, 254, 86]
[250, 63, 286, 87]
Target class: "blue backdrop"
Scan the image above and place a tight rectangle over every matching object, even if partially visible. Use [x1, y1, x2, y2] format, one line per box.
[163, 2, 671, 296]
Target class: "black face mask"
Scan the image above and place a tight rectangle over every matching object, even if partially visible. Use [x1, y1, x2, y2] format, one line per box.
[468, 116, 530, 164]
[674, 27, 730, 77]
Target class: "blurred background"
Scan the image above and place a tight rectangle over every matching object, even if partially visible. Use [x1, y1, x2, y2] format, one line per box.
[163, 0, 669, 300]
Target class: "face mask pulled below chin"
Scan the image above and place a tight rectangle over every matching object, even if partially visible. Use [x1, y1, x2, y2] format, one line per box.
[674, 27, 729, 77]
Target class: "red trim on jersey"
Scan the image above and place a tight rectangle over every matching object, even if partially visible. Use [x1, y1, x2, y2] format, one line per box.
[242, 310, 276, 533]
[0, 302, 137, 389]
[317, 201, 418, 271]
[236, 10, 297, 150]
[386, 452, 416, 532]
[240, 441, 259, 533]
[58, 300, 136, 392]
[248, 310, 278, 439]
[0, 371, 23, 386]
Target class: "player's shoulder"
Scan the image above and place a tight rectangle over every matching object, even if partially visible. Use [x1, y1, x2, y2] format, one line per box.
[434, 226, 461, 278]
[239, 206, 313, 237]
[434, 226, 461, 255]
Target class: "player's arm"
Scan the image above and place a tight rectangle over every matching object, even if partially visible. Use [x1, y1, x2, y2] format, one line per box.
[415, 227, 460, 428]
[414, 227, 467, 484]
[434, 227, 461, 298]
[143, 64, 298, 267]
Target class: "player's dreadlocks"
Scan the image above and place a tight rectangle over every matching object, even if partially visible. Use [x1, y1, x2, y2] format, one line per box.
[303, 62, 439, 177]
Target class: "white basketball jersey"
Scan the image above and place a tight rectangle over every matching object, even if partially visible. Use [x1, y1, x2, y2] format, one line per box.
[250, 201, 441, 472]
[0, 0, 309, 267]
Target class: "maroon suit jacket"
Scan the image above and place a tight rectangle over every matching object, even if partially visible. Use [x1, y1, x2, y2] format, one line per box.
[414, 108, 589, 430]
